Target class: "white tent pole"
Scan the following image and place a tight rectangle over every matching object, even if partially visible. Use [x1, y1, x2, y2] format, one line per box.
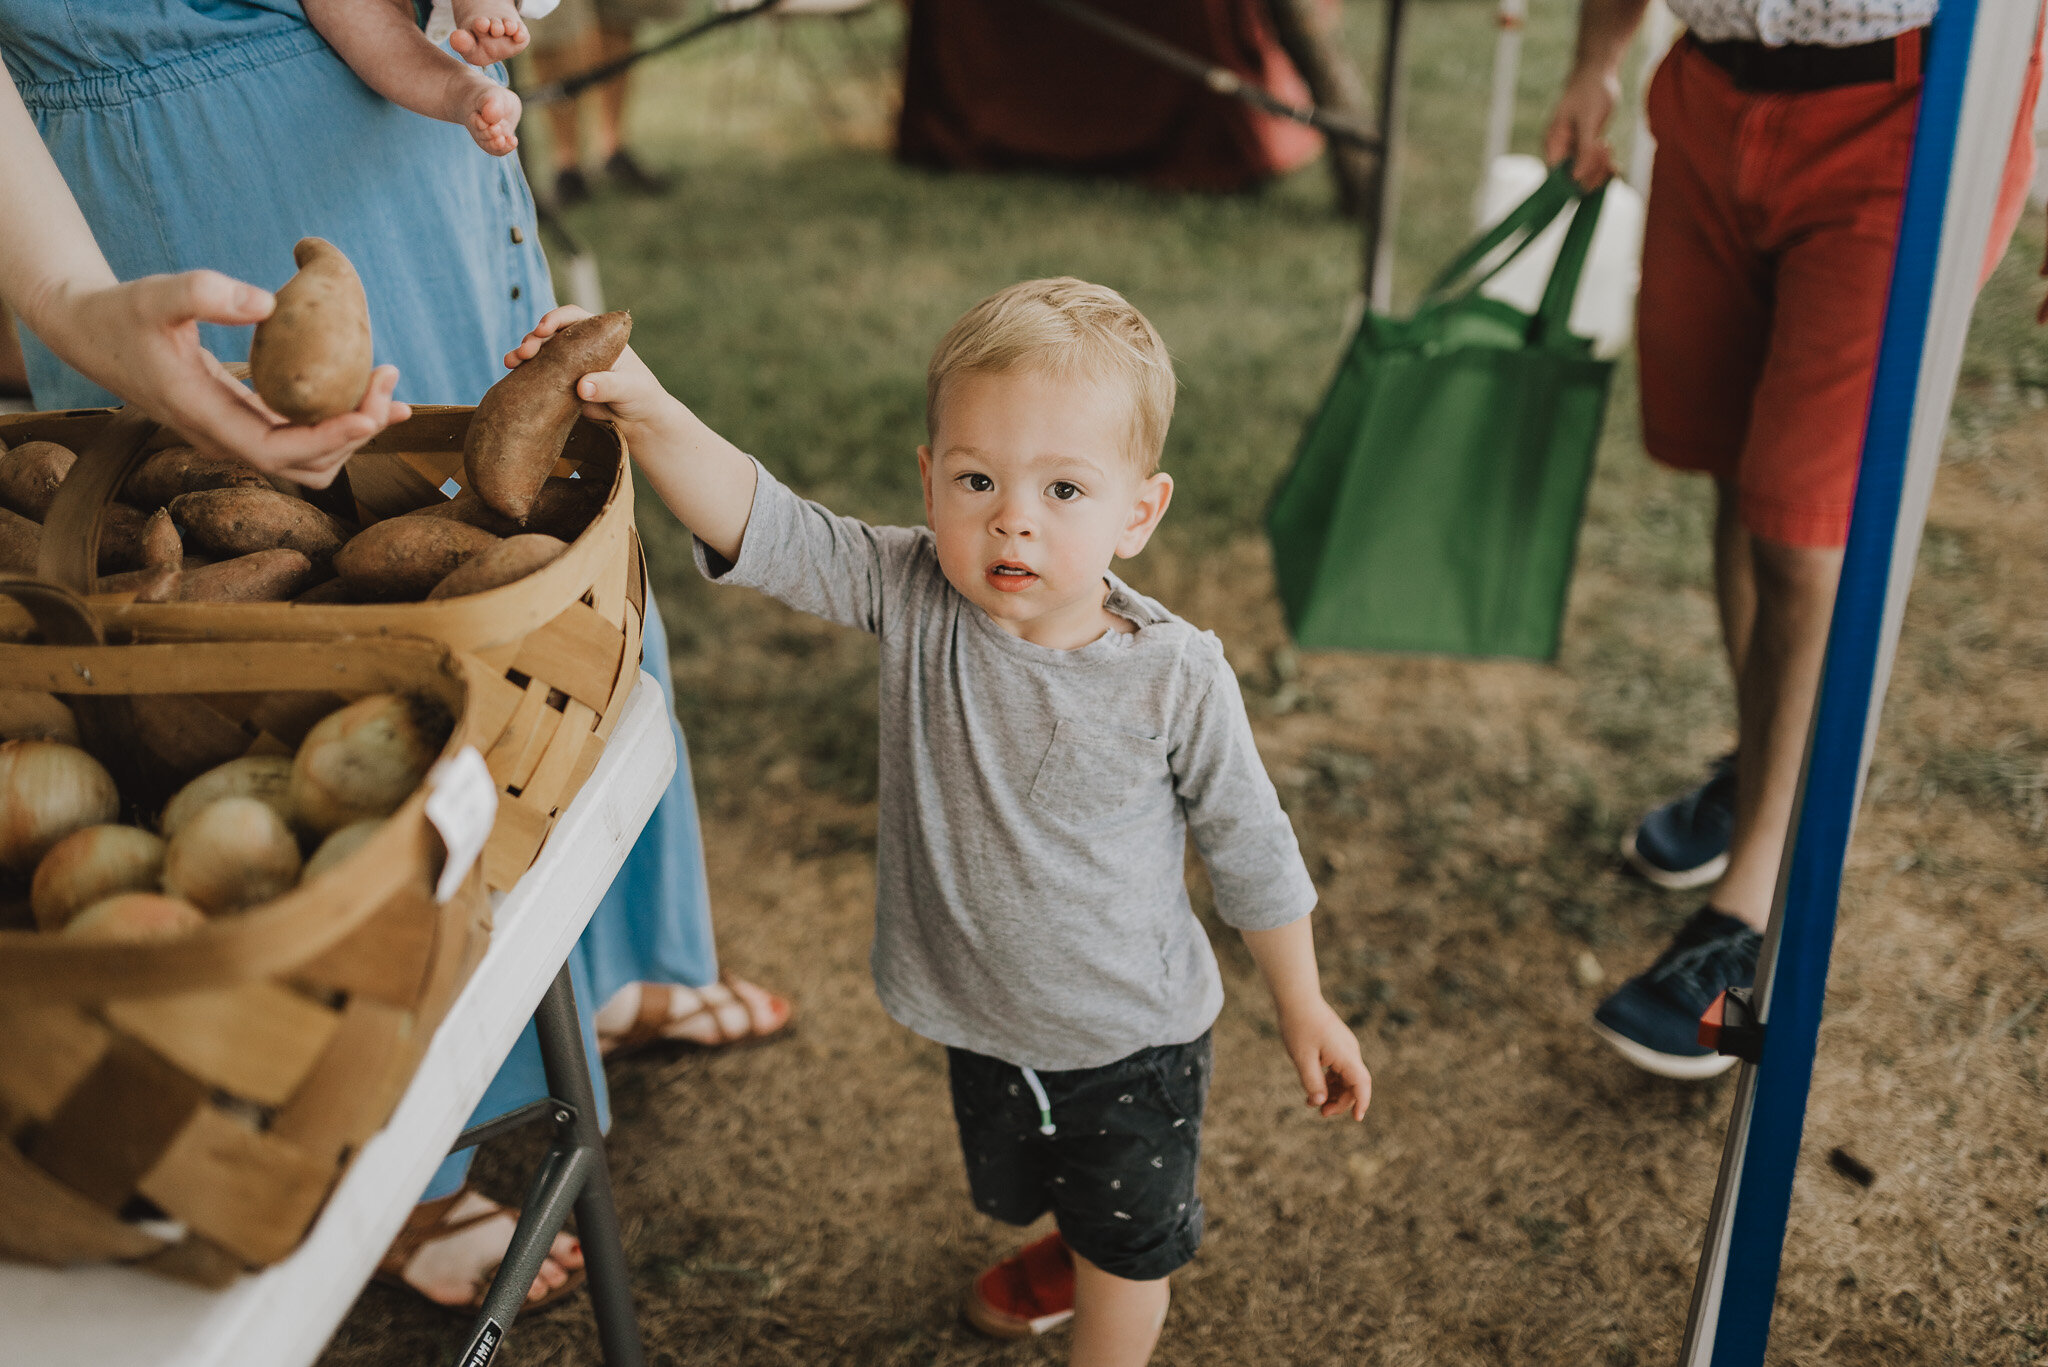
[1477, 0, 1528, 222]
[1627, 0, 1675, 190]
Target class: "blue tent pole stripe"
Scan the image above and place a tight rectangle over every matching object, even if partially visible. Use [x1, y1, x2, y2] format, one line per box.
[1672, 1, 2043, 1363]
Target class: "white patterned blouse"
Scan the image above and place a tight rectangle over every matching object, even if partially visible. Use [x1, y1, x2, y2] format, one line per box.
[1667, 0, 1936, 46]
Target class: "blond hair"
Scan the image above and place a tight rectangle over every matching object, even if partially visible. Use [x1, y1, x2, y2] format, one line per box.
[926, 277, 1176, 474]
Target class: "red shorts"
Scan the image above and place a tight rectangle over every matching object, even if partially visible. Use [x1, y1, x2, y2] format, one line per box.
[1637, 32, 2041, 548]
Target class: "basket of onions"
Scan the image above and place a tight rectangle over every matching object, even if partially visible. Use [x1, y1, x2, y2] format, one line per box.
[0, 577, 494, 1283]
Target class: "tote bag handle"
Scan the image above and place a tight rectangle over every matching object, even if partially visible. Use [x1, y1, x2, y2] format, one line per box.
[1530, 181, 1609, 346]
[1414, 165, 1580, 314]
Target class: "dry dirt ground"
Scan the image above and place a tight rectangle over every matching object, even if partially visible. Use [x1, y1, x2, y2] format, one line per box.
[322, 392, 2048, 1367]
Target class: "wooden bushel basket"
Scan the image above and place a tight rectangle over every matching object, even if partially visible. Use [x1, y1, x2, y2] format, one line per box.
[0, 605, 494, 1284]
[0, 405, 647, 891]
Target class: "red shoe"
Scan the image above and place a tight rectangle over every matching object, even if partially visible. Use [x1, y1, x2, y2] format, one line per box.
[964, 1230, 1075, 1339]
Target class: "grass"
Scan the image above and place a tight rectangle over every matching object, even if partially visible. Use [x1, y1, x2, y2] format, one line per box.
[323, 5, 2048, 1365]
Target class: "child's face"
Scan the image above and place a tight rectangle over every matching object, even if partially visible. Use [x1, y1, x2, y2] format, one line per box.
[919, 368, 1172, 649]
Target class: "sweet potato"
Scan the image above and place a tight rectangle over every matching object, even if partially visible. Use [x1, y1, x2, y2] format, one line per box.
[95, 564, 182, 602]
[171, 486, 350, 561]
[334, 516, 497, 600]
[463, 310, 631, 521]
[0, 506, 38, 573]
[0, 440, 74, 520]
[292, 577, 368, 605]
[428, 533, 568, 599]
[0, 691, 79, 745]
[248, 237, 373, 424]
[415, 476, 604, 540]
[176, 548, 316, 602]
[123, 445, 267, 509]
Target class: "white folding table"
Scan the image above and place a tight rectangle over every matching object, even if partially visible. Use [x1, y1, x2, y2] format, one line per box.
[0, 671, 676, 1367]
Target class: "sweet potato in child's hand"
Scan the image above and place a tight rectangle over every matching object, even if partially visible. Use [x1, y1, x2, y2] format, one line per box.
[249, 238, 374, 425]
[465, 310, 631, 522]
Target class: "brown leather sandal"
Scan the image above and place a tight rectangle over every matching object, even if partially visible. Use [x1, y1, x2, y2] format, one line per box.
[374, 1187, 586, 1314]
[597, 972, 795, 1060]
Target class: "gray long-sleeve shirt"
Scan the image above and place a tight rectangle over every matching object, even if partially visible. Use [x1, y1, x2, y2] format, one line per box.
[699, 461, 1317, 1069]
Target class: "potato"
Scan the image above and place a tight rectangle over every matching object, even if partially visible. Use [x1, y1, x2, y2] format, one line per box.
[290, 693, 450, 835]
[171, 487, 350, 561]
[292, 577, 368, 605]
[248, 238, 373, 424]
[334, 516, 497, 600]
[96, 503, 183, 573]
[122, 445, 267, 509]
[130, 694, 251, 784]
[463, 310, 631, 521]
[63, 893, 205, 942]
[162, 795, 302, 914]
[301, 819, 381, 883]
[94, 564, 182, 602]
[428, 533, 567, 599]
[414, 479, 601, 541]
[160, 754, 294, 839]
[31, 825, 167, 932]
[175, 548, 316, 602]
[0, 739, 120, 873]
[0, 440, 74, 519]
[0, 505, 39, 573]
[0, 690, 79, 745]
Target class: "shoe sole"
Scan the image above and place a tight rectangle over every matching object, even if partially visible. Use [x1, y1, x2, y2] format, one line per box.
[1589, 1019, 1740, 1080]
[1621, 830, 1729, 892]
[963, 1291, 1073, 1339]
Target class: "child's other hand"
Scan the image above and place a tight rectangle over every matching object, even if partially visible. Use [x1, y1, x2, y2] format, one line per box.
[1279, 1001, 1372, 1121]
[464, 83, 521, 156]
[505, 306, 672, 430]
[450, 3, 529, 66]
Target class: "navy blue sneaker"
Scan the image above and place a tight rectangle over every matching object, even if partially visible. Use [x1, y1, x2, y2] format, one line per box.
[1591, 906, 1761, 1080]
[1623, 755, 1737, 890]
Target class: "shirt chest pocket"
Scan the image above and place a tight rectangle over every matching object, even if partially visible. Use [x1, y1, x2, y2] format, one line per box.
[1027, 721, 1168, 825]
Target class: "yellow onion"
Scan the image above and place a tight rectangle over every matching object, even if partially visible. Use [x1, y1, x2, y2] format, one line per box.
[31, 824, 166, 932]
[289, 693, 448, 836]
[0, 739, 120, 874]
[63, 893, 206, 942]
[160, 754, 294, 839]
[162, 796, 302, 915]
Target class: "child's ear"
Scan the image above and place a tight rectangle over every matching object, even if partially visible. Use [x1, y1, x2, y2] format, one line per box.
[1114, 471, 1174, 559]
[918, 445, 936, 526]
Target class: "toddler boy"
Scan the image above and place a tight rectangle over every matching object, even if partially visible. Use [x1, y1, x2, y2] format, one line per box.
[504, 278, 1372, 1366]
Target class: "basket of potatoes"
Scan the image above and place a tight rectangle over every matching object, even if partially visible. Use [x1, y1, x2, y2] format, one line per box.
[0, 577, 495, 1282]
[0, 310, 645, 891]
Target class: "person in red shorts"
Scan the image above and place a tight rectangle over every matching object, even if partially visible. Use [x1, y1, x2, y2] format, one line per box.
[1544, 0, 2040, 1078]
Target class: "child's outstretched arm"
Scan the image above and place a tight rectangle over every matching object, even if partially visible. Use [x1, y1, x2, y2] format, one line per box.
[304, 0, 521, 155]
[1242, 918, 1373, 1121]
[506, 306, 758, 563]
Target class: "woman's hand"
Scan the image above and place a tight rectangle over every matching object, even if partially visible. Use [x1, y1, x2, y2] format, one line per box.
[40, 269, 407, 488]
[1542, 64, 1622, 189]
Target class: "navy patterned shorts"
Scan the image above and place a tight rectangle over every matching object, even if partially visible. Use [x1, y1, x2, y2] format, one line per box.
[947, 1031, 1212, 1282]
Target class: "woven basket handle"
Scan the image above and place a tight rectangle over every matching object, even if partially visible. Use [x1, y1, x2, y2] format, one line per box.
[36, 404, 159, 595]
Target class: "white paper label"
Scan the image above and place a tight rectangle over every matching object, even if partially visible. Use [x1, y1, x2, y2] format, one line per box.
[426, 747, 499, 903]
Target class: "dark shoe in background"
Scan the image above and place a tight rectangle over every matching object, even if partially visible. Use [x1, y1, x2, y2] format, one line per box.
[604, 149, 673, 196]
[1590, 905, 1761, 1080]
[1623, 754, 1737, 890]
[554, 166, 592, 208]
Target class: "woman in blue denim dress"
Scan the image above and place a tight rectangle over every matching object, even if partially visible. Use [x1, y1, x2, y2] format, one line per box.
[0, 0, 788, 1311]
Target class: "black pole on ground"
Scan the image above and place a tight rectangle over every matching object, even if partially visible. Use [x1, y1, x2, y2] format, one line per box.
[1362, 0, 1408, 310]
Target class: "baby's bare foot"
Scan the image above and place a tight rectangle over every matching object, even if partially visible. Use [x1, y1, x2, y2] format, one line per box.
[463, 82, 523, 156]
[450, 0, 529, 65]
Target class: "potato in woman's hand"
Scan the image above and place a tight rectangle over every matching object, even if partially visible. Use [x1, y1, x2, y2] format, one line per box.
[249, 237, 374, 425]
[464, 309, 631, 522]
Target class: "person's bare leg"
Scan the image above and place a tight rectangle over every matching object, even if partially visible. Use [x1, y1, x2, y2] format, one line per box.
[1710, 534, 1844, 928]
[530, 33, 598, 171]
[1069, 1250, 1169, 1367]
[1712, 479, 1756, 681]
[594, 25, 635, 161]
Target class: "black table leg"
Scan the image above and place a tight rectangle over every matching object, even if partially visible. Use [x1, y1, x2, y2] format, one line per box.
[448, 964, 645, 1367]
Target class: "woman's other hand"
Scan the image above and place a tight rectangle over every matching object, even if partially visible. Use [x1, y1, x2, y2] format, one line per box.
[47, 270, 408, 488]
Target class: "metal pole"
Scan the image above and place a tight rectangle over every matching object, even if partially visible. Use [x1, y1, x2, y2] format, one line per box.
[1478, 0, 1526, 218]
[1676, 3, 2035, 1363]
[533, 966, 646, 1367]
[1626, 0, 1676, 191]
[1365, 0, 1409, 311]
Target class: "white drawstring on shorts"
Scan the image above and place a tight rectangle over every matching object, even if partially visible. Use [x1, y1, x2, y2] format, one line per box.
[1019, 1066, 1057, 1135]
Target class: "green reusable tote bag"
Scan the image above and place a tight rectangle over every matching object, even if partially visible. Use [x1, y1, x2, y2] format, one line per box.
[1267, 167, 1615, 659]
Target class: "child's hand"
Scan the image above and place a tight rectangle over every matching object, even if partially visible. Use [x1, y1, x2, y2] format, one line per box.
[1279, 1001, 1373, 1121]
[449, 1, 529, 66]
[463, 82, 522, 156]
[504, 306, 673, 431]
